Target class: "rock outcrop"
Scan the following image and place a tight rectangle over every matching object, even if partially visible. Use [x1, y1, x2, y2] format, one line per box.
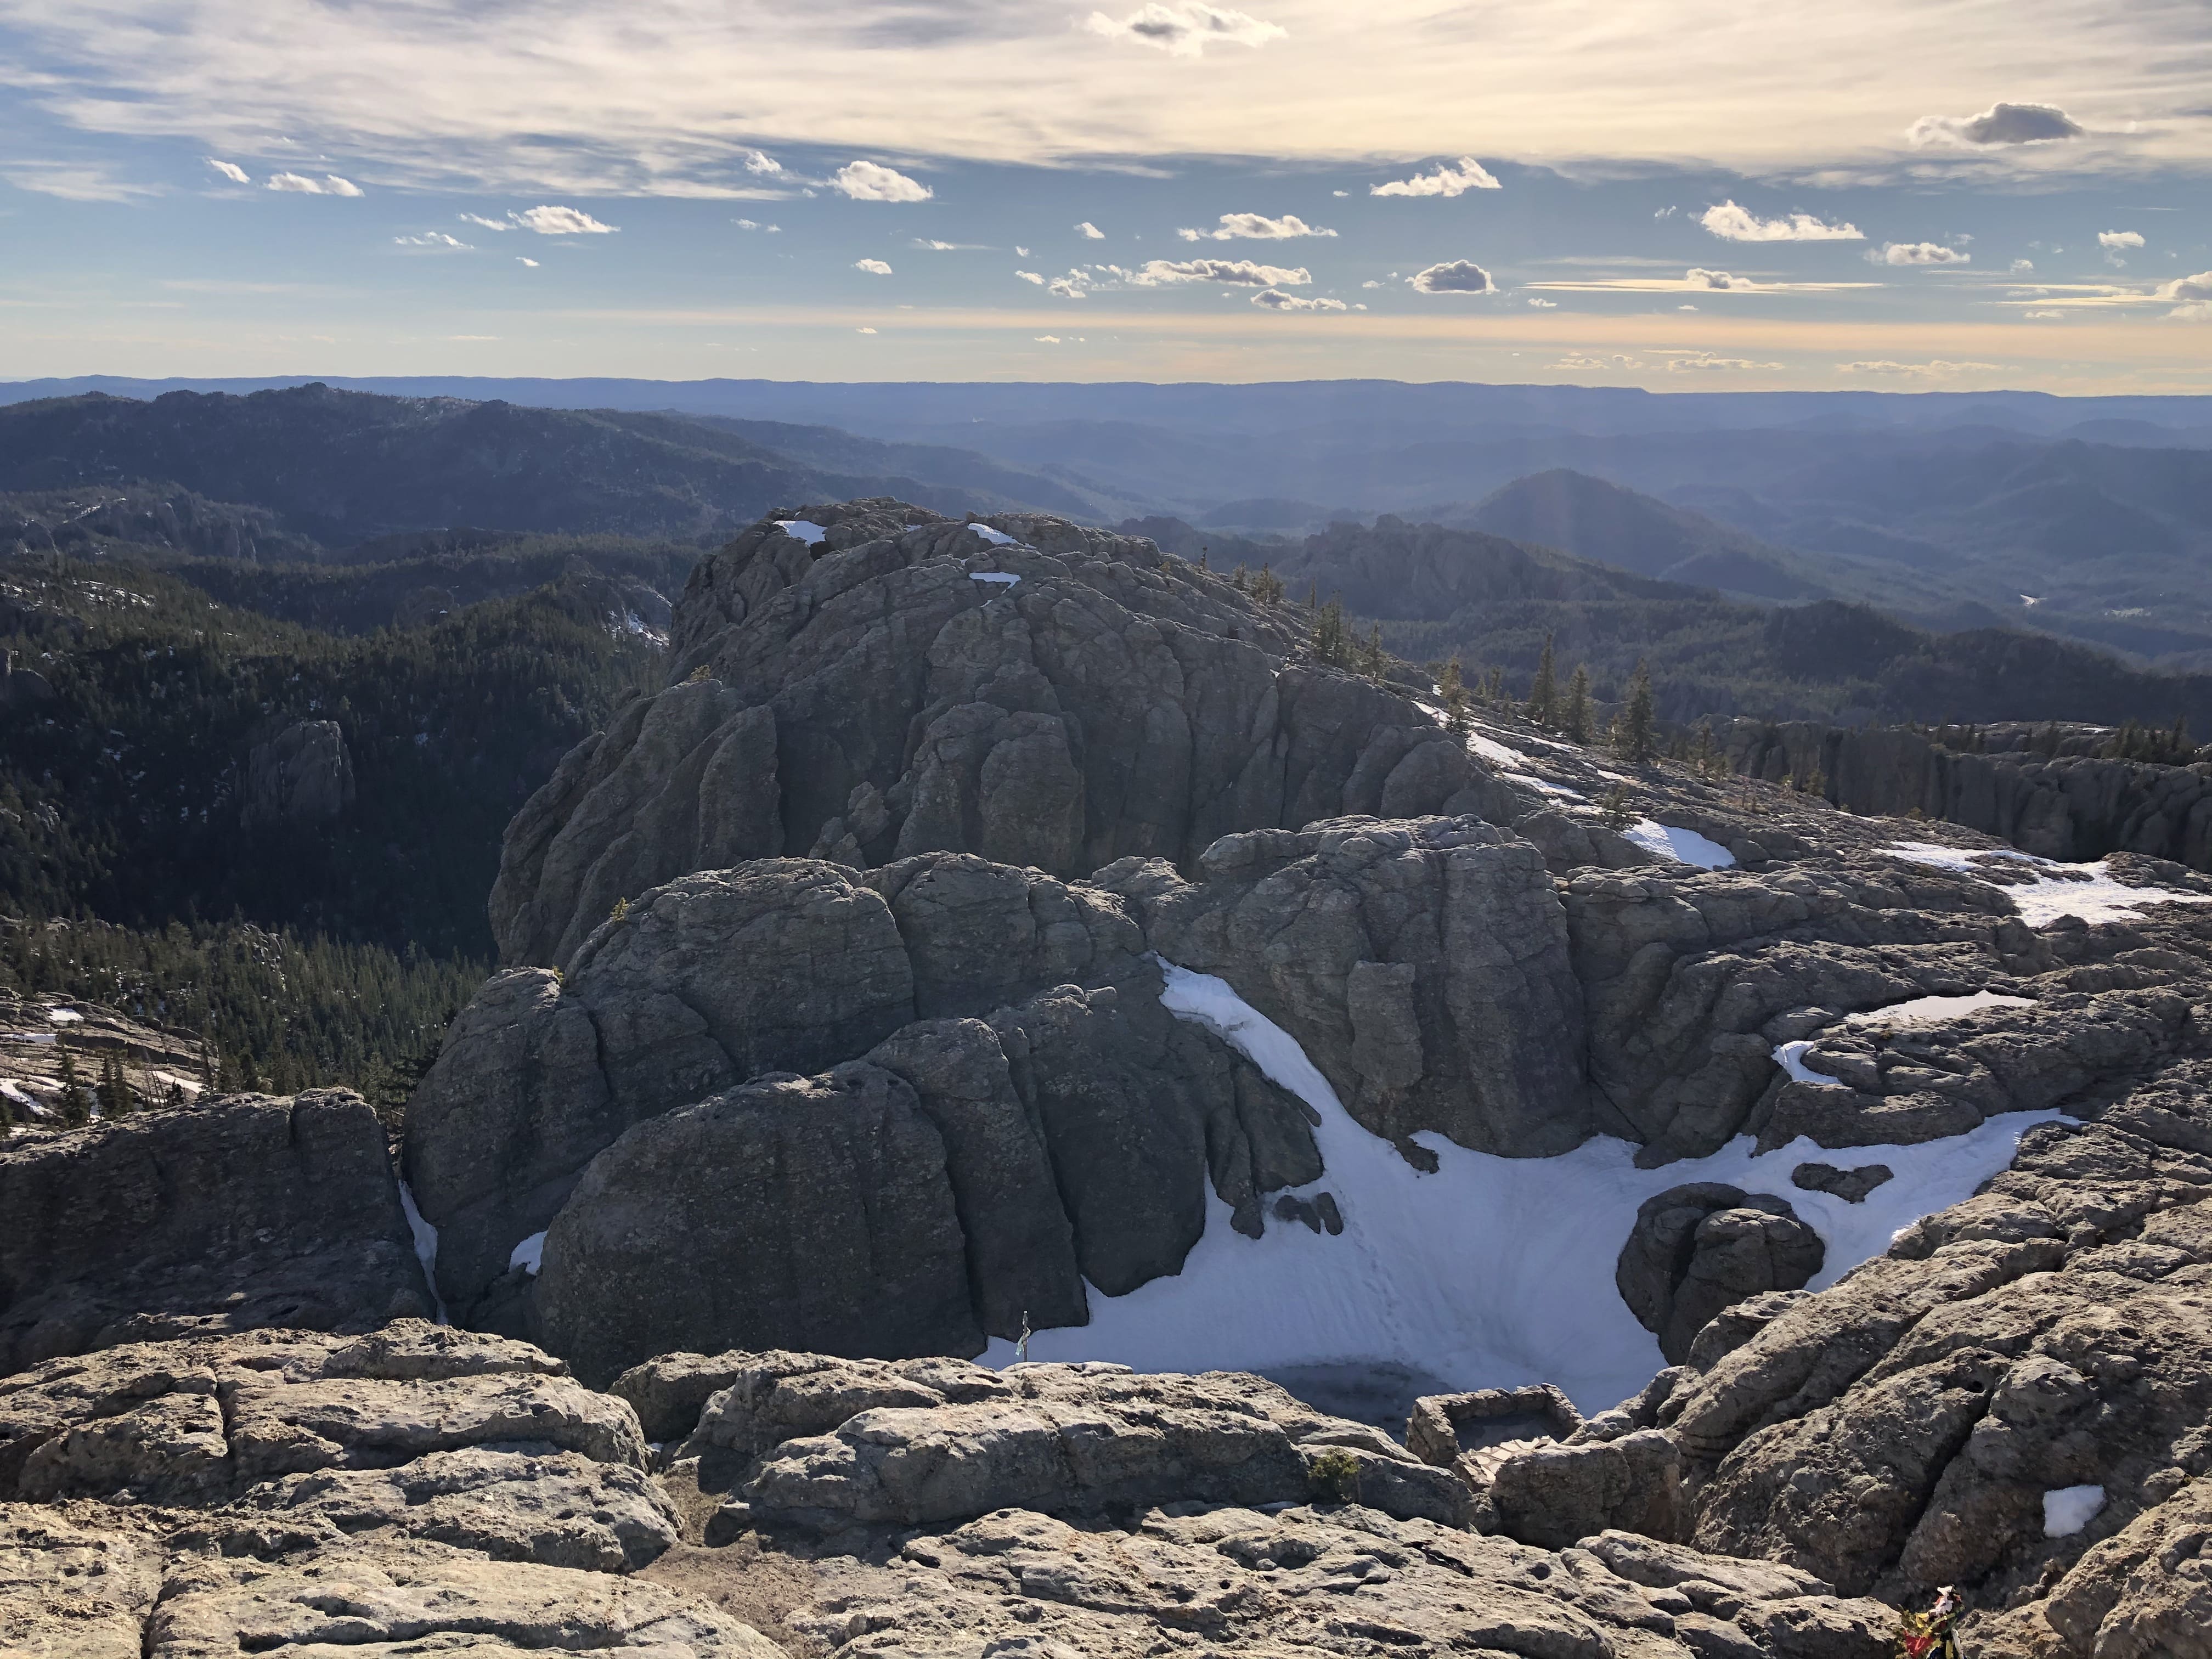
[1633, 1053, 2212, 1654]
[407, 854, 1315, 1369]
[490, 503, 1498, 968]
[1728, 716, 2212, 874]
[242, 719, 356, 826]
[0, 1090, 432, 1375]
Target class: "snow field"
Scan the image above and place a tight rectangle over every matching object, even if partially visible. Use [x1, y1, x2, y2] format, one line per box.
[1624, 820, 1736, 869]
[1887, 841, 2212, 927]
[967, 523, 1018, 546]
[984, 964, 2059, 1414]
[397, 1181, 450, 1325]
[774, 519, 827, 545]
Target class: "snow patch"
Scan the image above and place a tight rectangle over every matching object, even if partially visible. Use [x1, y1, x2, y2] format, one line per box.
[774, 518, 827, 545]
[1462, 725, 1531, 771]
[2043, 1485, 2106, 1537]
[5, 1032, 58, 1046]
[1887, 841, 2212, 927]
[1846, 992, 2033, 1029]
[397, 1181, 450, 1325]
[980, 962, 2057, 1413]
[1626, 820, 1737, 869]
[1526, 778, 1585, 801]
[1773, 1040, 1846, 1087]
[969, 572, 1022, 587]
[509, 1231, 547, 1276]
[46, 1008, 82, 1025]
[968, 523, 1018, 546]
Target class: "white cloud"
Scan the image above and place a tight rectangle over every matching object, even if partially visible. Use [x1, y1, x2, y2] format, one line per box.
[1551, 353, 1646, 371]
[1871, 241, 1969, 264]
[1016, 269, 1046, 285]
[1251, 288, 1346, 310]
[1409, 259, 1493, 294]
[205, 157, 249, 184]
[267, 172, 361, 195]
[394, 230, 471, 247]
[1836, 359, 2001, 376]
[1372, 157, 1499, 198]
[856, 325, 877, 333]
[1909, 101, 2085, 147]
[854, 257, 894, 274]
[0, 161, 161, 201]
[1178, 212, 1335, 240]
[2171, 302, 2212, 323]
[2098, 229, 2145, 249]
[736, 219, 782, 232]
[1699, 200, 1861, 241]
[1665, 353, 1784, 371]
[2019, 308, 2062, 318]
[1685, 267, 1754, 289]
[2011, 257, 2035, 273]
[1076, 221, 1104, 238]
[1035, 334, 1063, 342]
[460, 213, 508, 230]
[516, 256, 539, 266]
[1138, 256, 1310, 286]
[1677, 303, 1698, 311]
[1014, 245, 1031, 256]
[1527, 296, 1556, 307]
[1084, 3, 1285, 58]
[2160, 271, 2212, 302]
[511, 204, 616, 233]
[1047, 276, 1088, 298]
[832, 160, 932, 202]
[743, 150, 782, 175]
[1654, 205, 1678, 219]
[913, 237, 973, 249]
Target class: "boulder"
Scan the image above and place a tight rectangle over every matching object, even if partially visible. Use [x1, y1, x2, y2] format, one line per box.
[0, 1090, 431, 1375]
[1616, 1184, 1825, 1364]
[723, 1360, 1471, 1534]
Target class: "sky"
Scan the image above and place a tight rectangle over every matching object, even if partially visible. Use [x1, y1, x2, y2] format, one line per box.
[3, 0, 2211, 392]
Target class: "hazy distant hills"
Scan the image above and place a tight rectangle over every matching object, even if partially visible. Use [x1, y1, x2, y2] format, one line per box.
[0, 385, 1118, 549]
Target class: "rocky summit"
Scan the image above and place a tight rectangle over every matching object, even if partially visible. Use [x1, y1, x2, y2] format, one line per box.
[7, 501, 2212, 1657]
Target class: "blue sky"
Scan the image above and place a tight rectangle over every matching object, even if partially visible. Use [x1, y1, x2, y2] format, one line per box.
[3, 1, 2210, 391]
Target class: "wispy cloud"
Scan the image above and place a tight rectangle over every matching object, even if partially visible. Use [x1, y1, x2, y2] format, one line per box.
[1525, 268, 1880, 294]
[204, 157, 249, 184]
[1664, 352, 1784, 371]
[1178, 212, 1335, 240]
[267, 172, 362, 195]
[1699, 200, 1861, 241]
[1084, 3, 1285, 58]
[1251, 288, 1346, 310]
[737, 218, 783, 233]
[1372, 157, 1499, 197]
[394, 230, 471, 249]
[1836, 359, 2001, 376]
[0, 160, 159, 201]
[831, 160, 931, 202]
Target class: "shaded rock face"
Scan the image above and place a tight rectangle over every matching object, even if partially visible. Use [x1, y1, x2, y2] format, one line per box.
[490, 503, 1493, 969]
[407, 854, 1315, 1374]
[0, 1090, 431, 1375]
[1616, 1184, 1825, 1365]
[242, 718, 356, 826]
[1728, 716, 2212, 873]
[1103, 815, 1599, 1154]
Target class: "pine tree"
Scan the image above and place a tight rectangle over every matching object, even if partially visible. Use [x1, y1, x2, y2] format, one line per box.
[1252, 566, 1284, 605]
[1525, 633, 1558, 727]
[1437, 657, 1471, 735]
[1691, 719, 1721, 779]
[57, 1047, 91, 1127]
[1358, 624, 1386, 681]
[1312, 597, 1349, 668]
[162, 1079, 187, 1110]
[1615, 660, 1657, 764]
[1230, 563, 1250, 592]
[1562, 664, 1592, 744]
